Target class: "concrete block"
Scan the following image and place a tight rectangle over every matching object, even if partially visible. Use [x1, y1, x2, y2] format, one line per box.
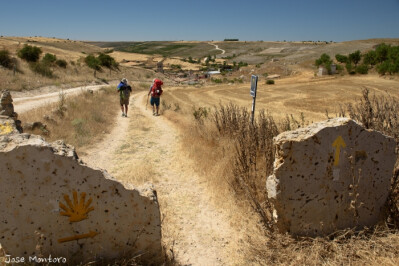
[267, 118, 396, 236]
[0, 125, 162, 263]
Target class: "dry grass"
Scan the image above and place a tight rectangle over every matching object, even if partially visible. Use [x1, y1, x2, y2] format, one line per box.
[19, 86, 119, 151]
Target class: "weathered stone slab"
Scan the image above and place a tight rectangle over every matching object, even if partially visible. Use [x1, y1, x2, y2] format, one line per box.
[0, 124, 162, 263]
[267, 118, 396, 236]
[0, 90, 16, 118]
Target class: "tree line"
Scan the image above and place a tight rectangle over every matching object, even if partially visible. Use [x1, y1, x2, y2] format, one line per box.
[315, 43, 399, 75]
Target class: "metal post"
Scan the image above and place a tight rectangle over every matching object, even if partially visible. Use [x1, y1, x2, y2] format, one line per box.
[251, 96, 256, 125]
[250, 75, 258, 125]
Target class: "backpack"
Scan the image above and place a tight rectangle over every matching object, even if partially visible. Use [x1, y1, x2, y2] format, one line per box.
[151, 79, 163, 97]
[118, 83, 132, 99]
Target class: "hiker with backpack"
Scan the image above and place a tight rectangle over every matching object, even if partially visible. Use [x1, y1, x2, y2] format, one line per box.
[148, 79, 163, 116]
[117, 78, 132, 117]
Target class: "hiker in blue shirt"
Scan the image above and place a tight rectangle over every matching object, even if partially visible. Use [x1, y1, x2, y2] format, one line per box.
[117, 78, 132, 117]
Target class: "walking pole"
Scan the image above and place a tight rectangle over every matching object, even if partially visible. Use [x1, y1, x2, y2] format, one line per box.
[146, 94, 149, 110]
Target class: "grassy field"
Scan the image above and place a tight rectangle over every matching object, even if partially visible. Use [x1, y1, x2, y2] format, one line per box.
[88, 41, 218, 58]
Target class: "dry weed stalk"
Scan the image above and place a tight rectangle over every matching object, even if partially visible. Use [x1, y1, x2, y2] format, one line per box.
[213, 103, 279, 230]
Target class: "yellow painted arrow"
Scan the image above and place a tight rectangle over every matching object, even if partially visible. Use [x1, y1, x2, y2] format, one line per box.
[332, 136, 346, 166]
[58, 231, 99, 243]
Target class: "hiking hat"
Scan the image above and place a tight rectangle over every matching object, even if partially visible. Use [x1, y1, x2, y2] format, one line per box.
[121, 78, 128, 84]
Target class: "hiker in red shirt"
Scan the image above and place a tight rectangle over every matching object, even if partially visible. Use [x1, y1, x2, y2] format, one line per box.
[148, 79, 163, 116]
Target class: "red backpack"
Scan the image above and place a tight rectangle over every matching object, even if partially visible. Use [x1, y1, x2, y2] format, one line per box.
[151, 79, 163, 97]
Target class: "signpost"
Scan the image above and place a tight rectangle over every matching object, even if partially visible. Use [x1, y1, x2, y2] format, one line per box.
[250, 75, 258, 124]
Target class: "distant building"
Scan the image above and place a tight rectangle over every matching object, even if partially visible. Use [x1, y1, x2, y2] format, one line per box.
[157, 61, 164, 73]
[205, 70, 221, 77]
[318, 66, 328, 76]
[318, 64, 336, 76]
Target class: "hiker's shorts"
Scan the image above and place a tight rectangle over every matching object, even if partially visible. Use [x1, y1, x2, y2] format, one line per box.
[150, 97, 160, 107]
[120, 97, 129, 106]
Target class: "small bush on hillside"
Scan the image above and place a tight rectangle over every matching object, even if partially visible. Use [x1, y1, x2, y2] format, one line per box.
[42, 53, 57, 64]
[346, 62, 355, 74]
[356, 64, 369, 74]
[17, 44, 42, 62]
[30, 61, 53, 78]
[55, 59, 67, 68]
[315, 53, 333, 73]
[335, 54, 348, 63]
[0, 49, 13, 69]
[97, 53, 117, 68]
[363, 50, 377, 65]
[211, 78, 222, 83]
[348, 50, 361, 66]
[266, 79, 275, 85]
[85, 54, 101, 70]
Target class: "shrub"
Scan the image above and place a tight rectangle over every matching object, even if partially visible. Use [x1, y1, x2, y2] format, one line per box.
[211, 78, 222, 83]
[266, 79, 275, 85]
[42, 53, 57, 64]
[17, 44, 42, 62]
[356, 64, 368, 74]
[97, 53, 117, 68]
[348, 50, 361, 66]
[30, 61, 53, 77]
[375, 43, 390, 63]
[213, 103, 279, 228]
[55, 59, 67, 68]
[192, 106, 209, 123]
[315, 53, 333, 73]
[0, 49, 13, 69]
[363, 50, 377, 65]
[84, 54, 101, 70]
[335, 54, 348, 63]
[336, 64, 344, 71]
[346, 62, 355, 74]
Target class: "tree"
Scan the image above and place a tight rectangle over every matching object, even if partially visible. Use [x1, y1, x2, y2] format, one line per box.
[375, 43, 389, 63]
[97, 53, 116, 68]
[363, 50, 377, 66]
[335, 54, 348, 64]
[315, 53, 333, 73]
[348, 50, 361, 66]
[17, 44, 42, 62]
[84, 55, 101, 70]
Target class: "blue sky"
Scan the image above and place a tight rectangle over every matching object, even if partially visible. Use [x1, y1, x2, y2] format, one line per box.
[1, 0, 398, 42]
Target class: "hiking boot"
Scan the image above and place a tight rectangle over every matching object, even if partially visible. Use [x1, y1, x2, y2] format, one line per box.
[122, 112, 125, 117]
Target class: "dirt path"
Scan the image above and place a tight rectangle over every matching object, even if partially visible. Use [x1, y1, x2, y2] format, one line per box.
[13, 84, 112, 113]
[81, 92, 243, 265]
[209, 42, 226, 55]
